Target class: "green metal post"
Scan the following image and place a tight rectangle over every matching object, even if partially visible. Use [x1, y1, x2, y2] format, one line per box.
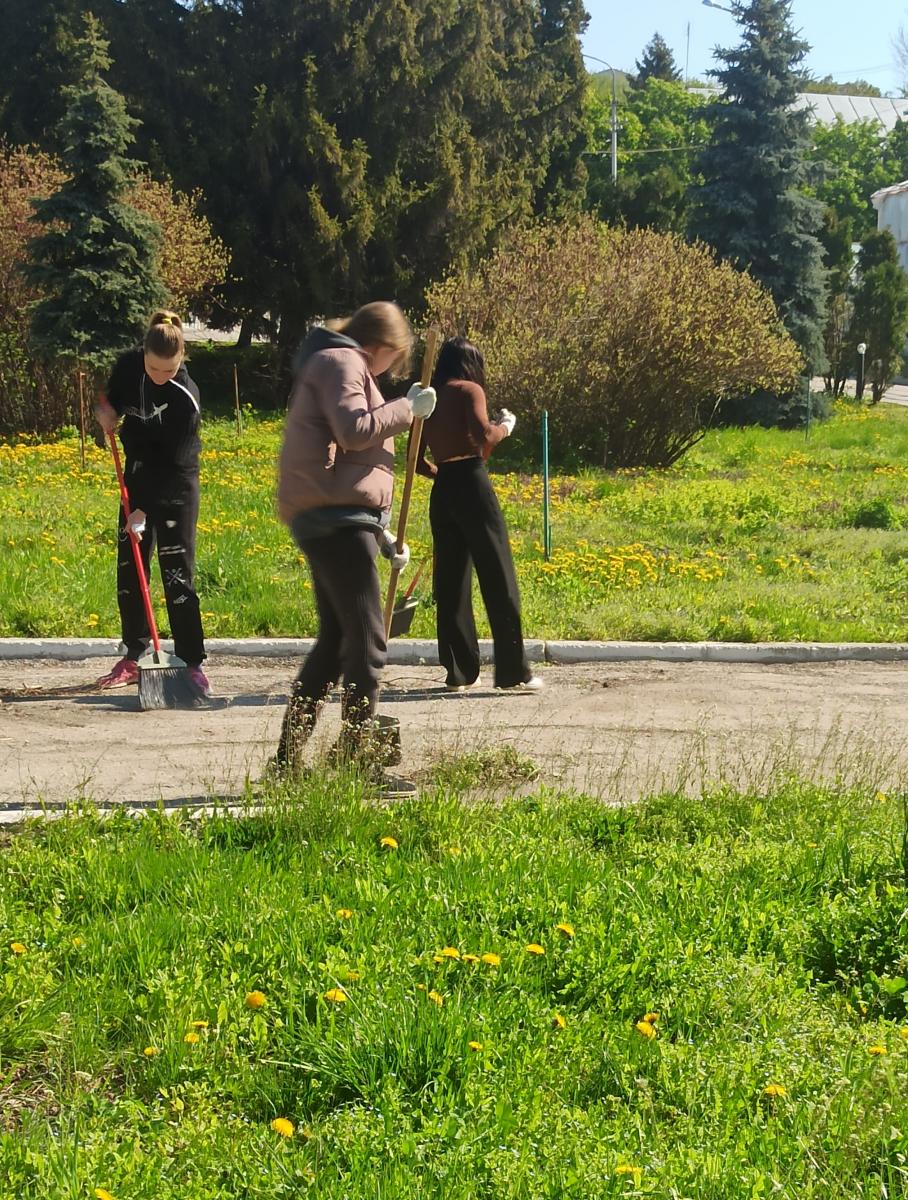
[542, 410, 551, 560]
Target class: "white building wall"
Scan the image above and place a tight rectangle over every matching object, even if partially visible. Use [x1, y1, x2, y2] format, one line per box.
[872, 184, 908, 276]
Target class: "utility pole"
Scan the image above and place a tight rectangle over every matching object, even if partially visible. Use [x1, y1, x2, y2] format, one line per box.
[583, 53, 618, 184]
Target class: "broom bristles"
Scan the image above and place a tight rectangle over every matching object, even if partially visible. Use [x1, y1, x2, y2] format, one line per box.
[138, 666, 207, 711]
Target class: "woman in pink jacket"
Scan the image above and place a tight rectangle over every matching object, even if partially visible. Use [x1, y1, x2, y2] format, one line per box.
[274, 302, 436, 794]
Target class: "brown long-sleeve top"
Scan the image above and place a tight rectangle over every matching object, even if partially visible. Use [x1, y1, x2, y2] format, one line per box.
[415, 379, 507, 479]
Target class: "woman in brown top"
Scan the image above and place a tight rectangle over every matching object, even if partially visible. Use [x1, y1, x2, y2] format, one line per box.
[417, 337, 542, 692]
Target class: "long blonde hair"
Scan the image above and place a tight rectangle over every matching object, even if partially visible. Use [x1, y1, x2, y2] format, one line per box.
[330, 301, 413, 377]
[144, 310, 184, 359]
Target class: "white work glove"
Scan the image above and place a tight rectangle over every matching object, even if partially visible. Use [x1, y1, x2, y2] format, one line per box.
[407, 383, 437, 420]
[498, 408, 517, 436]
[125, 509, 147, 540]
[380, 527, 410, 571]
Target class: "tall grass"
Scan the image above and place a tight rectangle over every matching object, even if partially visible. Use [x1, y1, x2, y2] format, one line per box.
[2, 774, 908, 1197]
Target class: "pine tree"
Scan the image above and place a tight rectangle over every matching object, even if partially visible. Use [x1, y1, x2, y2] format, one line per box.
[634, 33, 681, 87]
[690, 0, 827, 370]
[25, 14, 163, 375]
[850, 231, 908, 403]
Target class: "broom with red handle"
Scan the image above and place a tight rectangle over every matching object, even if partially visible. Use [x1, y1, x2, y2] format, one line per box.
[108, 431, 206, 710]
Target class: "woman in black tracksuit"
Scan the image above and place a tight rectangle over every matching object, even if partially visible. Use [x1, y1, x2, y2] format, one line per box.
[417, 337, 541, 693]
[93, 311, 209, 696]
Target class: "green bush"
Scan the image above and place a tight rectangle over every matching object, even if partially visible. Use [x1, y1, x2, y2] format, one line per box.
[717, 387, 832, 430]
[185, 342, 285, 416]
[848, 498, 900, 530]
[426, 217, 803, 468]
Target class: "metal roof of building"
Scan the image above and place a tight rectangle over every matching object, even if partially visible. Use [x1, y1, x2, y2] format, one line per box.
[688, 89, 908, 132]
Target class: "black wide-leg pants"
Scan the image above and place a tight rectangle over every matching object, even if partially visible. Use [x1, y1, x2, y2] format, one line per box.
[429, 458, 531, 689]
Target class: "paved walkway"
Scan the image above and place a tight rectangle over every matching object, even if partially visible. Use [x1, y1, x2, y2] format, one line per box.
[3, 658, 908, 819]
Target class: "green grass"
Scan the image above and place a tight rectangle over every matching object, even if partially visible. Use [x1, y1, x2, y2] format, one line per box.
[4, 401, 908, 641]
[2, 777, 907, 1197]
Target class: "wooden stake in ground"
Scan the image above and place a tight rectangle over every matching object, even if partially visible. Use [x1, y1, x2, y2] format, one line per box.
[383, 327, 441, 639]
[233, 362, 243, 435]
[77, 370, 86, 469]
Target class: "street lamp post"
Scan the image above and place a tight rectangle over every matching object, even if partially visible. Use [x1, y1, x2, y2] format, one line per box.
[857, 342, 867, 400]
[583, 53, 618, 184]
[702, 0, 735, 12]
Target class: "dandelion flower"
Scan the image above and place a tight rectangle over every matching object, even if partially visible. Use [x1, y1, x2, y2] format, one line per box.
[191, 1020, 209, 1028]
[480, 953, 501, 967]
[344, 970, 361, 982]
[246, 991, 266, 1009]
[468, 1040, 484, 1051]
[95, 1190, 115, 1200]
[143, 1047, 159, 1058]
[763, 1083, 786, 1097]
[900, 1027, 908, 1041]
[552, 1013, 567, 1030]
[615, 1164, 642, 1185]
[336, 908, 354, 919]
[271, 1117, 295, 1138]
[642, 1011, 660, 1023]
[427, 990, 444, 1006]
[416, 983, 426, 991]
[439, 947, 460, 959]
[635, 1020, 656, 1040]
[324, 988, 348, 1004]
[72, 937, 84, 948]
[868, 1044, 887, 1056]
[555, 923, 575, 938]
[876, 791, 888, 802]
[448, 846, 462, 856]
[184, 1032, 200, 1044]
[462, 953, 479, 963]
[380, 836, 398, 850]
[525, 944, 545, 956]
[10, 942, 25, 956]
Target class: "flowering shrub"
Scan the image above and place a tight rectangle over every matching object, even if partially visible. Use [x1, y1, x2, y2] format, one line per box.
[426, 216, 803, 467]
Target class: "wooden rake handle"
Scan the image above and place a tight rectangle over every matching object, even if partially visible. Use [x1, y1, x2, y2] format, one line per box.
[383, 326, 441, 638]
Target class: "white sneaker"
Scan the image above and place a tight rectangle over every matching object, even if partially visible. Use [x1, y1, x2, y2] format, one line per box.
[497, 676, 544, 692]
[445, 677, 482, 693]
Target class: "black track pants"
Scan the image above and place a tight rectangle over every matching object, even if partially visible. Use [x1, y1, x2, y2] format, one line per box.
[289, 527, 386, 724]
[117, 484, 205, 665]
[430, 458, 531, 689]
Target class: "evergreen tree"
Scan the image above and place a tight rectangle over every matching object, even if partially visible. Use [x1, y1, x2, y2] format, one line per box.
[634, 33, 681, 87]
[25, 14, 163, 375]
[690, 0, 827, 370]
[850, 231, 908, 403]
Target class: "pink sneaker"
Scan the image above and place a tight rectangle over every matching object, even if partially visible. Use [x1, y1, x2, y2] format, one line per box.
[96, 657, 139, 689]
[188, 665, 211, 698]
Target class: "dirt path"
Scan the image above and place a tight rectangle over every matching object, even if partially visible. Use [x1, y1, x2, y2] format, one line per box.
[1, 657, 907, 815]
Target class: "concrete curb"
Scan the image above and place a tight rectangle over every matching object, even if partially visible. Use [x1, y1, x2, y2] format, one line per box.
[3, 637, 908, 665]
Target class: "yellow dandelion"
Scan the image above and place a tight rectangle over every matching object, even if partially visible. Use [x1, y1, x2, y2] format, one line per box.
[555, 923, 575, 938]
[615, 1164, 643, 1185]
[480, 953, 501, 967]
[191, 1020, 209, 1028]
[900, 1027, 908, 1041]
[336, 907, 354, 919]
[95, 1190, 115, 1200]
[439, 947, 460, 959]
[552, 1012, 567, 1030]
[416, 983, 426, 991]
[447, 846, 462, 856]
[143, 1046, 159, 1058]
[380, 836, 398, 850]
[868, 1044, 887, 1056]
[71, 937, 84, 948]
[271, 1117, 295, 1138]
[462, 953, 480, 963]
[183, 1032, 200, 1044]
[468, 1040, 484, 1051]
[642, 1011, 660, 1023]
[525, 943, 545, 956]
[10, 942, 26, 955]
[324, 988, 348, 1004]
[635, 1020, 656, 1040]
[876, 791, 888, 802]
[245, 991, 266, 1009]
[344, 970, 361, 982]
[427, 990, 444, 1007]
[763, 1083, 786, 1097]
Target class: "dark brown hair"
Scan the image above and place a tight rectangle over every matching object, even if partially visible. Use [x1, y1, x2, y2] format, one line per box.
[144, 310, 184, 359]
[432, 336, 486, 390]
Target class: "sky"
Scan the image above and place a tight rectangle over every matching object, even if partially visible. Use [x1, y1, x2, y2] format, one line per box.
[582, 0, 907, 95]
